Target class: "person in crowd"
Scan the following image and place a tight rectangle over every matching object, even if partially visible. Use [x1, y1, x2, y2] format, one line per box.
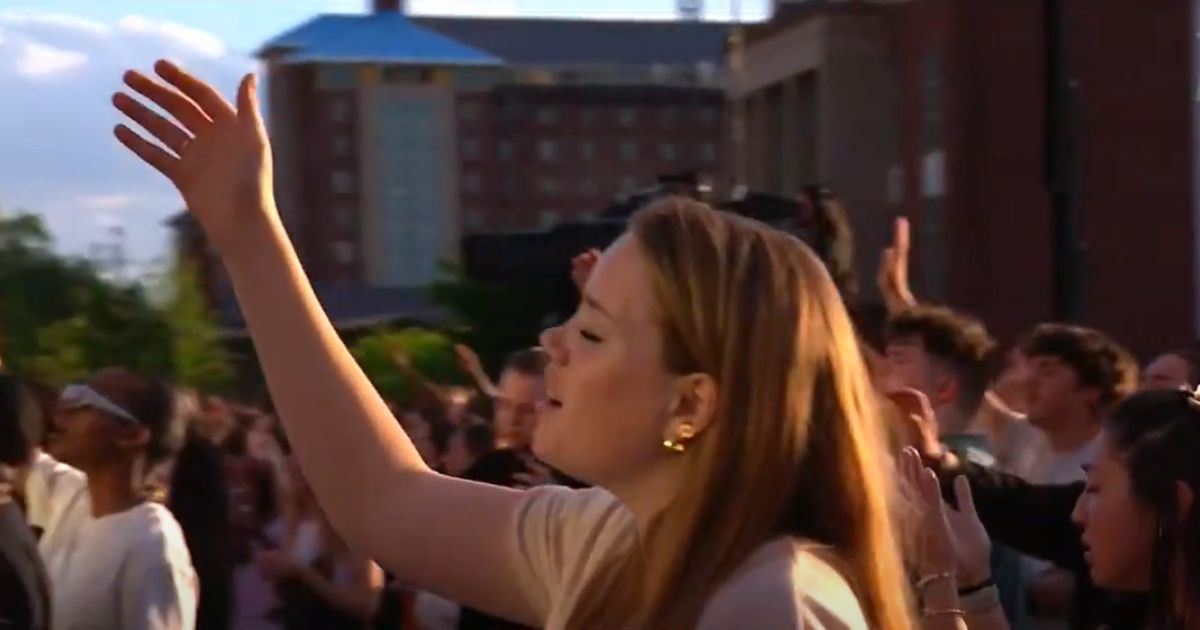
[1139, 349, 1200, 392]
[0, 373, 51, 630]
[168, 423, 235, 630]
[461, 348, 546, 485]
[21, 368, 197, 629]
[1072, 389, 1199, 628]
[397, 408, 449, 471]
[258, 456, 383, 629]
[204, 396, 278, 563]
[899, 448, 1010, 630]
[442, 421, 495, 478]
[112, 59, 915, 628]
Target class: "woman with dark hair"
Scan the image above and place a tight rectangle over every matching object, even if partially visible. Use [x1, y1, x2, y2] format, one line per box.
[1073, 389, 1200, 628]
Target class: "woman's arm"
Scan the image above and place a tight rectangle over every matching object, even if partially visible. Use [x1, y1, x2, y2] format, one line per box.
[112, 61, 541, 625]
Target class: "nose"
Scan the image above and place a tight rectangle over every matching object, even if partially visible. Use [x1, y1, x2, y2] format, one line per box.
[540, 325, 568, 366]
[1070, 491, 1088, 529]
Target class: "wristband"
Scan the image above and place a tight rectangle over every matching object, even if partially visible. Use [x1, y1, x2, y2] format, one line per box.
[958, 577, 995, 596]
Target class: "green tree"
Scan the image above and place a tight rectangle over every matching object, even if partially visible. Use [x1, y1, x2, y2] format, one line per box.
[350, 327, 459, 407]
[164, 255, 232, 392]
[430, 262, 548, 374]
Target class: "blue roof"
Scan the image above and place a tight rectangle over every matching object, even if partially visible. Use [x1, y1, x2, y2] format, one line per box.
[258, 12, 502, 66]
[259, 14, 731, 67]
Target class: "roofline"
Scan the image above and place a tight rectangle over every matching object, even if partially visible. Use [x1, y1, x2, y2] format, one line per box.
[408, 14, 749, 26]
[273, 55, 504, 66]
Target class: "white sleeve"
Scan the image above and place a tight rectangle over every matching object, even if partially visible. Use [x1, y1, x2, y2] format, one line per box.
[119, 543, 198, 630]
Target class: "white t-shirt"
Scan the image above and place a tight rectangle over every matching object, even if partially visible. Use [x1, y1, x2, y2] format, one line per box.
[510, 486, 869, 629]
[25, 453, 198, 630]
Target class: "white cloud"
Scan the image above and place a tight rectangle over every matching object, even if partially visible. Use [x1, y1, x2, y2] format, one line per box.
[16, 41, 87, 78]
[0, 12, 250, 264]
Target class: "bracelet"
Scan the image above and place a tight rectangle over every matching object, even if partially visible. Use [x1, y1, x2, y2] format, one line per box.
[959, 584, 1001, 615]
[958, 577, 995, 596]
[921, 608, 966, 619]
[915, 571, 956, 591]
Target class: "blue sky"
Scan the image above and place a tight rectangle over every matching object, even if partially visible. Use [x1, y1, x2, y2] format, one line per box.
[0, 0, 766, 275]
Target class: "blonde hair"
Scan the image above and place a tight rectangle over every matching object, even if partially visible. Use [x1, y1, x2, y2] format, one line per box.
[566, 198, 915, 629]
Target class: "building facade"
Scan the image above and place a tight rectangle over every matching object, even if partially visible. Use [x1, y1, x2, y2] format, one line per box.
[258, 8, 731, 289]
[738, 0, 1198, 356]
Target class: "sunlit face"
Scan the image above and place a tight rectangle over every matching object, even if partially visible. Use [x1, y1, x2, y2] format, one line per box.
[1072, 434, 1157, 591]
[1027, 356, 1096, 431]
[1141, 354, 1192, 392]
[492, 369, 544, 449]
[537, 235, 678, 486]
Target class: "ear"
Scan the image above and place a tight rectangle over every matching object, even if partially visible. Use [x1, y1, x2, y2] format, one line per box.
[116, 424, 151, 456]
[663, 373, 718, 444]
[1176, 480, 1195, 525]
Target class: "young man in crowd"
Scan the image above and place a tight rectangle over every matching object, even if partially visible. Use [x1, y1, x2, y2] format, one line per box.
[1017, 324, 1138, 630]
[20, 368, 198, 629]
[0, 373, 50, 629]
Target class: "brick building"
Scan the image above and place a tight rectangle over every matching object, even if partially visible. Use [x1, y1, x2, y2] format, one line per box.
[257, 3, 730, 290]
[737, 0, 1198, 356]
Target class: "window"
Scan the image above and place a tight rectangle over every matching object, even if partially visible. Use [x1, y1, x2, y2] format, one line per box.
[696, 106, 717, 125]
[334, 205, 355, 231]
[620, 175, 639, 193]
[332, 134, 352, 158]
[620, 141, 638, 161]
[658, 143, 677, 162]
[660, 107, 678, 127]
[331, 99, 352, 124]
[461, 138, 480, 160]
[498, 141, 514, 161]
[618, 108, 637, 127]
[578, 179, 597, 196]
[580, 141, 596, 160]
[922, 53, 944, 150]
[538, 178, 560, 195]
[699, 142, 717, 163]
[536, 107, 559, 125]
[463, 172, 483, 194]
[331, 241, 356, 265]
[539, 140, 557, 162]
[458, 102, 481, 122]
[331, 169, 355, 195]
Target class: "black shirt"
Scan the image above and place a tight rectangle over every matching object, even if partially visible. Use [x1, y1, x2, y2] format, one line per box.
[0, 499, 50, 630]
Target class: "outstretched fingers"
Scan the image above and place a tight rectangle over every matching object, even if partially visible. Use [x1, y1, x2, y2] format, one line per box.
[154, 59, 235, 122]
[112, 92, 191, 154]
[122, 69, 209, 133]
[114, 124, 178, 181]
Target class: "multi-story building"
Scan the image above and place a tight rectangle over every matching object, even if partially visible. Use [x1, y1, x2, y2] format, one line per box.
[736, 0, 1198, 357]
[257, 0, 731, 290]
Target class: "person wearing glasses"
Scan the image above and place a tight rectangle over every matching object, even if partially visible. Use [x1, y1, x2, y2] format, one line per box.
[21, 368, 197, 630]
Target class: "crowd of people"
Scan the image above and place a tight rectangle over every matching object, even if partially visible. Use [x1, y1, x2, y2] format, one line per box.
[0, 58, 1198, 629]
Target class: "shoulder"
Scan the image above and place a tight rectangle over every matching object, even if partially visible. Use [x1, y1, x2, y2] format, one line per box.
[124, 503, 194, 575]
[697, 540, 869, 630]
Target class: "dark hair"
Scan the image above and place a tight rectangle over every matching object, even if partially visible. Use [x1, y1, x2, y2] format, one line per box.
[885, 305, 997, 413]
[502, 348, 548, 378]
[168, 428, 234, 628]
[0, 374, 42, 467]
[459, 420, 495, 461]
[804, 185, 858, 307]
[1023, 324, 1138, 409]
[90, 368, 181, 466]
[1105, 390, 1200, 628]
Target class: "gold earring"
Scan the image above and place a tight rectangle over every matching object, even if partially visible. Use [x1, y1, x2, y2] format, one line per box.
[662, 424, 695, 454]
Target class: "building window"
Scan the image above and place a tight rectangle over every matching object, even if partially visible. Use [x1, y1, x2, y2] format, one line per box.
[538, 178, 560, 195]
[463, 172, 483, 194]
[331, 241, 356, 265]
[539, 210, 559, 229]
[580, 141, 596, 160]
[620, 141, 638, 161]
[461, 138, 480, 160]
[334, 205, 355, 231]
[620, 175, 639, 193]
[699, 142, 717, 163]
[498, 141, 514, 161]
[459, 102, 481, 122]
[333, 134, 352, 158]
[696, 106, 718, 125]
[618, 107, 637, 127]
[331, 169, 355, 195]
[539, 140, 557, 162]
[331, 99, 352, 124]
[579, 179, 597, 196]
[580, 108, 597, 125]
[658, 142, 677, 162]
[536, 107, 559, 125]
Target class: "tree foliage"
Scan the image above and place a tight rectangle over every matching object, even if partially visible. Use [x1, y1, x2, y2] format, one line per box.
[164, 255, 232, 392]
[350, 327, 459, 407]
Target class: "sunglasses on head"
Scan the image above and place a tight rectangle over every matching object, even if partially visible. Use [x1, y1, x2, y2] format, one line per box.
[60, 384, 140, 426]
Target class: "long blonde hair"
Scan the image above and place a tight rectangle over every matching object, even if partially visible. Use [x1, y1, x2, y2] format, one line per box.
[566, 199, 915, 629]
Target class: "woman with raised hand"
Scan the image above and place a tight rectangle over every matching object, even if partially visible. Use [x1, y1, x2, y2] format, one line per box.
[111, 60, 914, 629]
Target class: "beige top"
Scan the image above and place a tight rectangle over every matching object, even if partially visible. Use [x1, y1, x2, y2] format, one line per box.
[510, 486, 870, 629]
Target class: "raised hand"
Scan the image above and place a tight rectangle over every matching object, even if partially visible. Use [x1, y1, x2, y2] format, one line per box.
[112, 60, 274, 255]
[885, 387, 942, 460]
[454, 344, 484, 378]
[899, 448, 992, 586]
[570, 249, 601, 294]
[877, 217, 916, 314]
